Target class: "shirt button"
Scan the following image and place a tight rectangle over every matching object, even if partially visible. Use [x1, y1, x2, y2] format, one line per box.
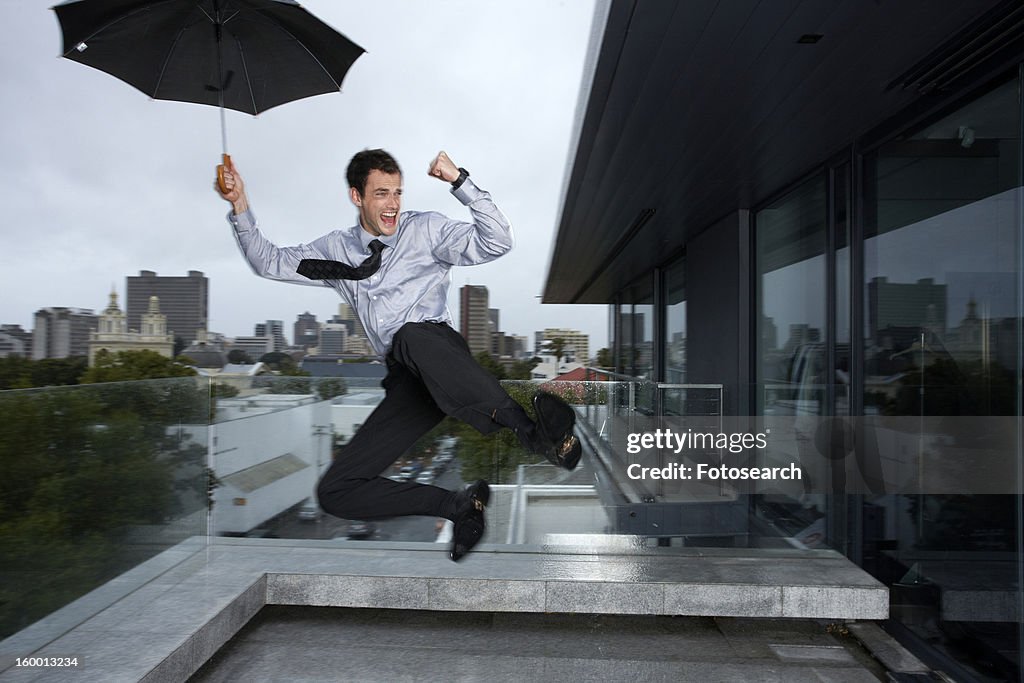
[372, 296, 378, 300]
[378, 318, 383, 323]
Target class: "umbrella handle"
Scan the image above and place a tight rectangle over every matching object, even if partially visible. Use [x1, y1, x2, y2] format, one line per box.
[216, 154, 231, 194]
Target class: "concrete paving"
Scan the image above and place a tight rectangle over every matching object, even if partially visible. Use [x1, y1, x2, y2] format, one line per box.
[0, 537, 891, 682]
[191, 606, 889, 682]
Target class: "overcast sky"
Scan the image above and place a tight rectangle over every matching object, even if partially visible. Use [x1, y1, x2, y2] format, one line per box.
[0, 0, 609, 353]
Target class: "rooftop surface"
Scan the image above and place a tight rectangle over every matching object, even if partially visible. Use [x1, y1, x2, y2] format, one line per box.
[0, 537, 901, 682]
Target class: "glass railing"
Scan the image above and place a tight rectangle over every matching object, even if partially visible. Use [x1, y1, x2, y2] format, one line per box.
[4, 373, 914, 640]
[0, 377, 210, 640]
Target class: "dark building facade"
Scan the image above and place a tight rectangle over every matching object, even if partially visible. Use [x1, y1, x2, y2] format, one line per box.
[459, 284, 490, 356]
[126, 270, 208, 344]
[294, 312, 319, 350]
[547, 1, 1024, 678]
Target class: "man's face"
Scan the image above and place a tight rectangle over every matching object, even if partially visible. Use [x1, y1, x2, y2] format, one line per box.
[351, 169, 402, 237]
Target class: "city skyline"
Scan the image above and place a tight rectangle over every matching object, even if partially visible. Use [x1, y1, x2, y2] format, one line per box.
[10, 274, 598, 360]
[0, 1, 609, 352]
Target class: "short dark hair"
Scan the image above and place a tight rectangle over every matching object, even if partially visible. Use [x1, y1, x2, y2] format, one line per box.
[346, 149, 402, 195]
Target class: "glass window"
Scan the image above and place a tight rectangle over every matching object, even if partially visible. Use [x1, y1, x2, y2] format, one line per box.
[616, 275, 654, 380]
[756, 175, 828, 415]
[862, 77, 1020, 681]
[664, 258, 686, 384]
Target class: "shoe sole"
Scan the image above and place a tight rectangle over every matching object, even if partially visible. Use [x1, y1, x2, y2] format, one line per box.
[450, 481, 489, 562]
[450, 516, 485, 562]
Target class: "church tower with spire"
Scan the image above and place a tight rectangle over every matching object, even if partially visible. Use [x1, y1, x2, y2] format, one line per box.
[88, 290, 174, 365]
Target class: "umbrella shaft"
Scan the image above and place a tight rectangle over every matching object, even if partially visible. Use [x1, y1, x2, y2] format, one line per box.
[213, 3, 227, 154]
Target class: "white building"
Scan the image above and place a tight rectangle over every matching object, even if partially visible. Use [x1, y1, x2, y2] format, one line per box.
[88, 291, 174, 365]
[211, 394, 332, 535]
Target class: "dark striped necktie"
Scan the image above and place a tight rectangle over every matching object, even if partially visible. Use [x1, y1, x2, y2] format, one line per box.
[297, 239, 387, 280]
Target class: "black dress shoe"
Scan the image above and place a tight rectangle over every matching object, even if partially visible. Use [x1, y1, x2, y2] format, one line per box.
[450, 480, 490, 562]
[532, 392, 582, 471]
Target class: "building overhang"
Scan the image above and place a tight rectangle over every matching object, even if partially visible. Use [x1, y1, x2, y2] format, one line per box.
[545, 0, 1020, 304]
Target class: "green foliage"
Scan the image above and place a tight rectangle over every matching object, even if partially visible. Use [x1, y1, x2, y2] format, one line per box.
[227, 349, 253, 365]
[263, 376, 313, 394]
[314, 377, 347, 400]
[259, 351, 309, 376]
[446, 381, 547, 484]
[81, 350, 197, 384]
[0, 356, 88, 389]
[211, 382, 239, 398]
[548, 337, 567, 365]
[0, 377, 210, 638]
[596, 347, 613, 369]
[473, 351, 506, 380]
[506, 357, 540, 380]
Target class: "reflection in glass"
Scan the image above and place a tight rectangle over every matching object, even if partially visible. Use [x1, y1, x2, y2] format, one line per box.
[756, 175, 828, 416]
[862, 78, 1020, 680]
[665, 258, 687, 385]
[0, 378, 210, 639]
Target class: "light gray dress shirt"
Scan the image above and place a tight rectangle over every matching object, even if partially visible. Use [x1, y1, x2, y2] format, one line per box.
[229, 178, 513, 357]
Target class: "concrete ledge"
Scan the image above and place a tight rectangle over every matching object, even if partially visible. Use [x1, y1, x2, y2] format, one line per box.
[0, 540, 888, 682]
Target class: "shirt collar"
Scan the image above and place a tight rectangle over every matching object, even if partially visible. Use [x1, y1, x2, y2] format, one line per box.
[354, 215, 399, 249]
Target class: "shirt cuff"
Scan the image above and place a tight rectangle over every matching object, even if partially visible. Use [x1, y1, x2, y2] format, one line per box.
[451, 177, 483, 204]
[228, 208, 257, 231]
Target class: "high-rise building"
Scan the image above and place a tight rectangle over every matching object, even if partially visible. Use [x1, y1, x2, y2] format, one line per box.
[0, 324, 31, 358]
[319, 323, 348, 355]
[867, 276, 947, 337]
[254, 320, 287, 351]
[32, 307, 98, 359]
[540, 328, 590, 364]
[126, 270, 208, 343]
[459, 285, 490, 356]
[332, 302, 366, 339]
[294, 312, 319, 349]
[229, 336, 274, 361]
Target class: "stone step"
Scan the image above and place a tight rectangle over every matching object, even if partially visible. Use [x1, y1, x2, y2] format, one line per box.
[0, 538, 888, 682]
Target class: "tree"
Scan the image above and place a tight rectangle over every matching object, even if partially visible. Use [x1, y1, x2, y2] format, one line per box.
[81, 350, 196, 384]
[0, 370, 208, 638]
[260, 351, 309, 376]
[314, 377, 347, 400]
[0, 356, 88, 390]
[596, 347, 613, 369]
[474, 351, 506, 380]
[549, 337, 567, 366]
[507, 357, 540, 380]
[227, 349, 253, 365]
[264, 376, 313, 394]
[212, 382, 239, 398]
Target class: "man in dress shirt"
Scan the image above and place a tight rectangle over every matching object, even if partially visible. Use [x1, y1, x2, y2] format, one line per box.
[216, 149, 580, 561]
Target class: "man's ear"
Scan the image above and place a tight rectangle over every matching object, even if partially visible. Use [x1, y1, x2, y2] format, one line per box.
[349, 186, 362, 206]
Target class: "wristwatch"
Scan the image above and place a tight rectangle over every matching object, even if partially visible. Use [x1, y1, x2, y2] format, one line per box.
[451, 167, 470, 190]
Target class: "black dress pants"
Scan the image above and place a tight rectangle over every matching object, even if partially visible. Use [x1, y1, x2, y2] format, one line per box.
[316, 322, 529, 521]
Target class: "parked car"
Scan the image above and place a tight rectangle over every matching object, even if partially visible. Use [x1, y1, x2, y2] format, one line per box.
[297, 498, 322, 522]
[398, 465, 417, 480]
[415, 471, 434, 485]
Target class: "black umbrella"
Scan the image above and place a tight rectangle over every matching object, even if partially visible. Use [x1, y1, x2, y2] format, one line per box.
[53, 0, 364, 190]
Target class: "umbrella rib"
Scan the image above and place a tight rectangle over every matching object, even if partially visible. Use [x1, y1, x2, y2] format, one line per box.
[152, 21, 198, 100]
[60, 0, 181, 57]
[249, 12, 344, 91]
[233, 34, 259, 114]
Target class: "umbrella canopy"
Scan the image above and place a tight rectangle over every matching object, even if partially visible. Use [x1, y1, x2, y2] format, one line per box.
[53, 0, 365, 116]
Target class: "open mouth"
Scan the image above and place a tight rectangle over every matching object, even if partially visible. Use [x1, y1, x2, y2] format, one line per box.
[381, 211, 397, 227]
